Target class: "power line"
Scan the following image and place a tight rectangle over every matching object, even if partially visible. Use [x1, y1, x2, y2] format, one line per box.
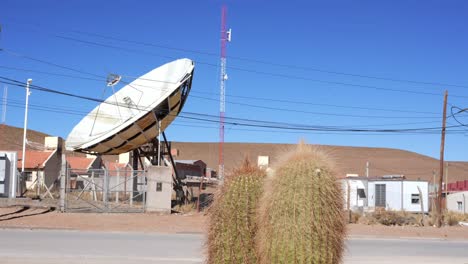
[4, 41, 468, 99]
[1, 49, 102, 78]
[2, 76, 464, 134]
[450, 106, 468, 127]
[4, 97, 445, 129]
[5, 102, 466, 136]
[1, 63, 444, 116]
[189, 95, 440, 119]
[5, 20, 468, 89]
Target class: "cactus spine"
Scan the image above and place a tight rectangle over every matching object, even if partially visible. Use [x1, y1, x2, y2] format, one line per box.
[207, 159, 266, 264]
[256, 144, 346, 264]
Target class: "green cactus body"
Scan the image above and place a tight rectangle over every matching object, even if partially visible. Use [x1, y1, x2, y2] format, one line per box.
[207, 160, 266, 264]
[257, 146, 346, 264]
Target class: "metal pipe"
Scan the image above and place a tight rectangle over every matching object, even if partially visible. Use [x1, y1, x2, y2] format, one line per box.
[21, 79, 32, 174]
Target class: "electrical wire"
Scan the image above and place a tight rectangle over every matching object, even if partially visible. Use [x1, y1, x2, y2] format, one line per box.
[1, 76, 464, 134]
[3, 45, 468, 99]
[0, 76, 444, 121]
[0, 64, 444, 116]
[450, 106, 468, 127]
[4, 20, 468, 89]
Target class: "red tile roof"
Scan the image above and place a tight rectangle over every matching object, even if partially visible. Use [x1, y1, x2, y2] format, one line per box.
[67, 156, 96, 170]
[105, 161, 127, 169]
[105, 161, 130, 176]
[17, 151, 54, 169]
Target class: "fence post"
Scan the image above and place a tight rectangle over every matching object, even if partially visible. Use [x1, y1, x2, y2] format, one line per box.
[59, 154, 66, 212]
[116, 168, 119, 203]
[103, 169, 109, 211]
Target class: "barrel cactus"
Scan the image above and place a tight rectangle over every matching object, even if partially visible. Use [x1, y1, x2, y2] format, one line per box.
[207, 158, 266, 264]
[256, 144, 346, 264]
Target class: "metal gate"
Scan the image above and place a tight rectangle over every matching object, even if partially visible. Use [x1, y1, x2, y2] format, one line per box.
[64, 167, 147, 213]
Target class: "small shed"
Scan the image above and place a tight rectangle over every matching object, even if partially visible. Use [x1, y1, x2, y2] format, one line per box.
[367, 177, 429, 213]
[175, 160, 206, 179]
[342, 175, 429, 213]
[447, 191, 468, 214]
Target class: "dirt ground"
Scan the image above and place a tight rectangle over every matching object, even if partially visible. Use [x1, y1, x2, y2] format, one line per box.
[1, 206, 468, 239]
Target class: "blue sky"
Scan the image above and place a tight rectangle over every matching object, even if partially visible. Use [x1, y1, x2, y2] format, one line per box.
[1, 1, 468, 161]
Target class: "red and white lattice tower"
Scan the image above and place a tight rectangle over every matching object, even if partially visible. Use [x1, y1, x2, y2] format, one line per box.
[219, 5, 231, 182]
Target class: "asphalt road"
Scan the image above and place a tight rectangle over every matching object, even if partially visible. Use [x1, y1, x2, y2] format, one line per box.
[0, 229, 467, 264]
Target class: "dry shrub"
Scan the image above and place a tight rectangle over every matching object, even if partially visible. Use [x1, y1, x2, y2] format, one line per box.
[444, 212, 468, 226]
[350, 211, 362, 224]
[206, 158, 266, 264]
[358, 210, 423, 226]
[372, 210, 419, 226]
[256, 143, 346, 264]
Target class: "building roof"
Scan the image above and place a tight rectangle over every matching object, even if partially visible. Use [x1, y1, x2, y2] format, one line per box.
[67, 156, 96, 170]
[16, 150, 55, 169]
[104, 161, 128, 170]
[105, 161, 131, 177]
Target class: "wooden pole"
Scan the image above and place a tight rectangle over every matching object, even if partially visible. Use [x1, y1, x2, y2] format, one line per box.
[417, 186, 425, 226]
[347, 181, 351, 223]
[437, 90, 448, 228]
[445, 162, 449, 211]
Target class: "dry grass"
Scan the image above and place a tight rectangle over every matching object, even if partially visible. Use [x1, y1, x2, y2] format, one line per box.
[354, 210, 468, 227]
[173, 203, 196, 214]
[444, 212, 468, 226]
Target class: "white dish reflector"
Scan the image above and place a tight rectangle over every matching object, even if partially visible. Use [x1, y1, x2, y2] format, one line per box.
[66, 58, 194, 155]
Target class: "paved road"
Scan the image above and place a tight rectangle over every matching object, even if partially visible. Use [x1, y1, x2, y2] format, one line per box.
[0, 229, 467, 264]
[0, 229, 203, 264]
[345, 237, 468, 264]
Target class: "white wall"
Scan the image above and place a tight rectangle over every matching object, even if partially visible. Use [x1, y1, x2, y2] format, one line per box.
[25, 171, 42, 190]
[447, 191, 468, 214]
[368, 180, 428, 213]
[341, 178, 367, 210]
[402, 181, 428, 213]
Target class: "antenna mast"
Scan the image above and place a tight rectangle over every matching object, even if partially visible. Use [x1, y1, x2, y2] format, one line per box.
[219, 5, 231, 182]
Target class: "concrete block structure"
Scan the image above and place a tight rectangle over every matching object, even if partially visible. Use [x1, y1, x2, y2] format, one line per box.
[146, 166, 172, 213]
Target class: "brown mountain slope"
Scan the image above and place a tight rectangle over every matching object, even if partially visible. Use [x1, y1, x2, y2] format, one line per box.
[1, 124, 466, 183]
[0, 124, 50, 151]
[171, 142, 468, 182]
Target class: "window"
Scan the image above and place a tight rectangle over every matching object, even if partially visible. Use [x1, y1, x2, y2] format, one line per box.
[458, 201, 463, 212]
[357, 188, 366, 198]
[23, 172, 33, 182]
[156, 182, 162, 192]
[375, 184, 386, 207]
[411, 194, 420, 204]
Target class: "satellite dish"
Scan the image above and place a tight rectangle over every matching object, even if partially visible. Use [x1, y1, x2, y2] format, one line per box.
[66, 58, 195, 155]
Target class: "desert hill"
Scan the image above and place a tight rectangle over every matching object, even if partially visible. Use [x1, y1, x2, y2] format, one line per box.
[1, 124, 466, 183]
[0, 124, 50, 151]
[171, 142, 468, 182]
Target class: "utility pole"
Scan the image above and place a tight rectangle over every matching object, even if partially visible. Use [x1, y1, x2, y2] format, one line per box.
[437, 90, 448, 228]
[218, 5, 231, 183]
[21, 79, 32, 174]
[366, 161, 369, 178]
[445, 162, 449, 211]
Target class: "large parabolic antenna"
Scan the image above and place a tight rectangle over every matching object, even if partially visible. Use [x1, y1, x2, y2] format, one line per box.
[66, 58, 195, 155]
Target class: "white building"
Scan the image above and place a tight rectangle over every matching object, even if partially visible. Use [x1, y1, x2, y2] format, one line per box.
[341, 176, 368, 211]
[342, 175, 429, 213]
[446, 191, 468, 214]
